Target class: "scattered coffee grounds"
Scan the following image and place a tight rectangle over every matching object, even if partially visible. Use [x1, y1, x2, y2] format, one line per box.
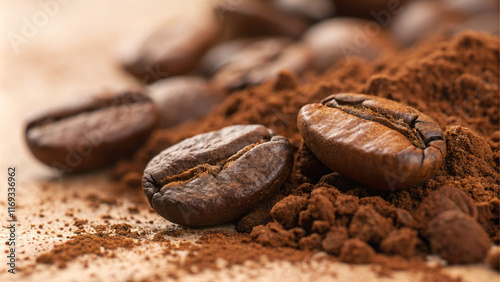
[36, 233, 139, 268]
[110, 31, 498, 271]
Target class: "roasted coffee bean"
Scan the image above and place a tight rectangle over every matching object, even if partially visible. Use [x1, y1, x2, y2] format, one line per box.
[143, 125, 293, 227]
[273, 0, 335, 21]
[332, 0, 408, 19]
[147, 76, 225, 128]
[297, 93, 446, 190]
[454, 12, 499, 36]
[426, 210, 491, 264]
[212, 38, 313, 93]
[197, 38, 257, 77]
[303, 18, 397, 72]
[390, 1, 462, 47]
[441, 0, 498, 18]
[121, 13, 220, 84]
[415, 185, 478, 227]
[214, 0, 309, 39]
[25, 90, 158, 172]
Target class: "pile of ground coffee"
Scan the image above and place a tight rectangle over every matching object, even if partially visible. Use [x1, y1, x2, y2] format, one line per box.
[110, 31, 498, 267]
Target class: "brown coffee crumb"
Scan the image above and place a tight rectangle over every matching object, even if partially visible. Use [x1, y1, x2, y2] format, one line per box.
[74, 219, 88, 228]
[380, 228, 421, 259]
[339, 239, 375, 264]
[321, 226, 348, 255]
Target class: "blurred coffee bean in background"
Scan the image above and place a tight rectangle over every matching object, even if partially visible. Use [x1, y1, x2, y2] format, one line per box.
[121, 12, 221, 84]
[214, 0, 310, 39]
[273, 0, 336, 21]
[197, 38, 257, 77]
[211, 37, 313, 93]
[303, 18, 397, 72]
[148, 76, 225, 128]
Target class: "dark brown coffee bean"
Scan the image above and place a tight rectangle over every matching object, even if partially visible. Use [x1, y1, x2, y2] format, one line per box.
[143, 125, 293, 227]
[212, 38, 313, 93]
[214, 0, 309, 39]
[303, 18, 397, 72]
[25, 90, 158, 172]
[298, 93, 446, 190]
[121, 14, 220, 84]
[390, 1, 462, 47]
[415, 185, 478, 227]
[426, 210, 491, 264]
[332, 0, 408, 19]
[197, 38, 257, 77]
[147, 76, 225, 128]
[273, 0, 335, 21]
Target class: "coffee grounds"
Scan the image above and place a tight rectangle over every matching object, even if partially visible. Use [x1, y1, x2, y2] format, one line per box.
[111, 31, 499, 270]
[36, 233, 139, 268]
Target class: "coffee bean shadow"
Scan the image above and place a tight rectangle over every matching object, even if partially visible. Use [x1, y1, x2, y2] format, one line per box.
[154, 223, 237, 239]
[319, 172, 395, 199]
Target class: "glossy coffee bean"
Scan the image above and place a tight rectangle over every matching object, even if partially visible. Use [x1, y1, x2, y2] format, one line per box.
[390, 1, 462, 47]
[197, 38, 256, 77]
[143, 125, 293, 227]
[332, 0, 408, 19]
[214, 0, 309, 39]
[212, 37, 313, 93]
[273, 0, 335, 21]
[297, 93, 446, 190]
[148, 76, 225, 128]
[26, 90, 158, 172]
[303, 18, 397, 72]
[121, 14, 220, 84]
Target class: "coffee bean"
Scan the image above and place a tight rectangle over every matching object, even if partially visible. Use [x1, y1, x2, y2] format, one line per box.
[273, 0, 335, 21]
[454, 12, 499, 36]
[197, 38, 257, 77]
[212, 38, 313, 93]
[303, 18, 397, 72]
[332, 0, 408, 19]
[143, 125, 293, 227]
[147, 76, 224, 128]
[415, 185, 478, 227]
[121, 14, 220, 84]
[390, 1, 462, 47]
[25, 90, 158, 172]
[214, 0, 309, 39]
[426, 210, 491, 264]
[297, 93, 446, 190]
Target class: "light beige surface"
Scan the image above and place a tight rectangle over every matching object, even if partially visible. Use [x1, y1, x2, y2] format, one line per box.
[0, 1, 499, 281]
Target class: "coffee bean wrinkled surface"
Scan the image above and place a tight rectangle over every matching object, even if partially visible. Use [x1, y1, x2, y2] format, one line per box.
[26, 90, 157, 171]
[143, 125, 293, 227]
[298, 93, 446, 190]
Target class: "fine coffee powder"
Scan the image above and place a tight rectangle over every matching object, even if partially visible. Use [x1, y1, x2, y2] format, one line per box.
[110, 31, 498, 269]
